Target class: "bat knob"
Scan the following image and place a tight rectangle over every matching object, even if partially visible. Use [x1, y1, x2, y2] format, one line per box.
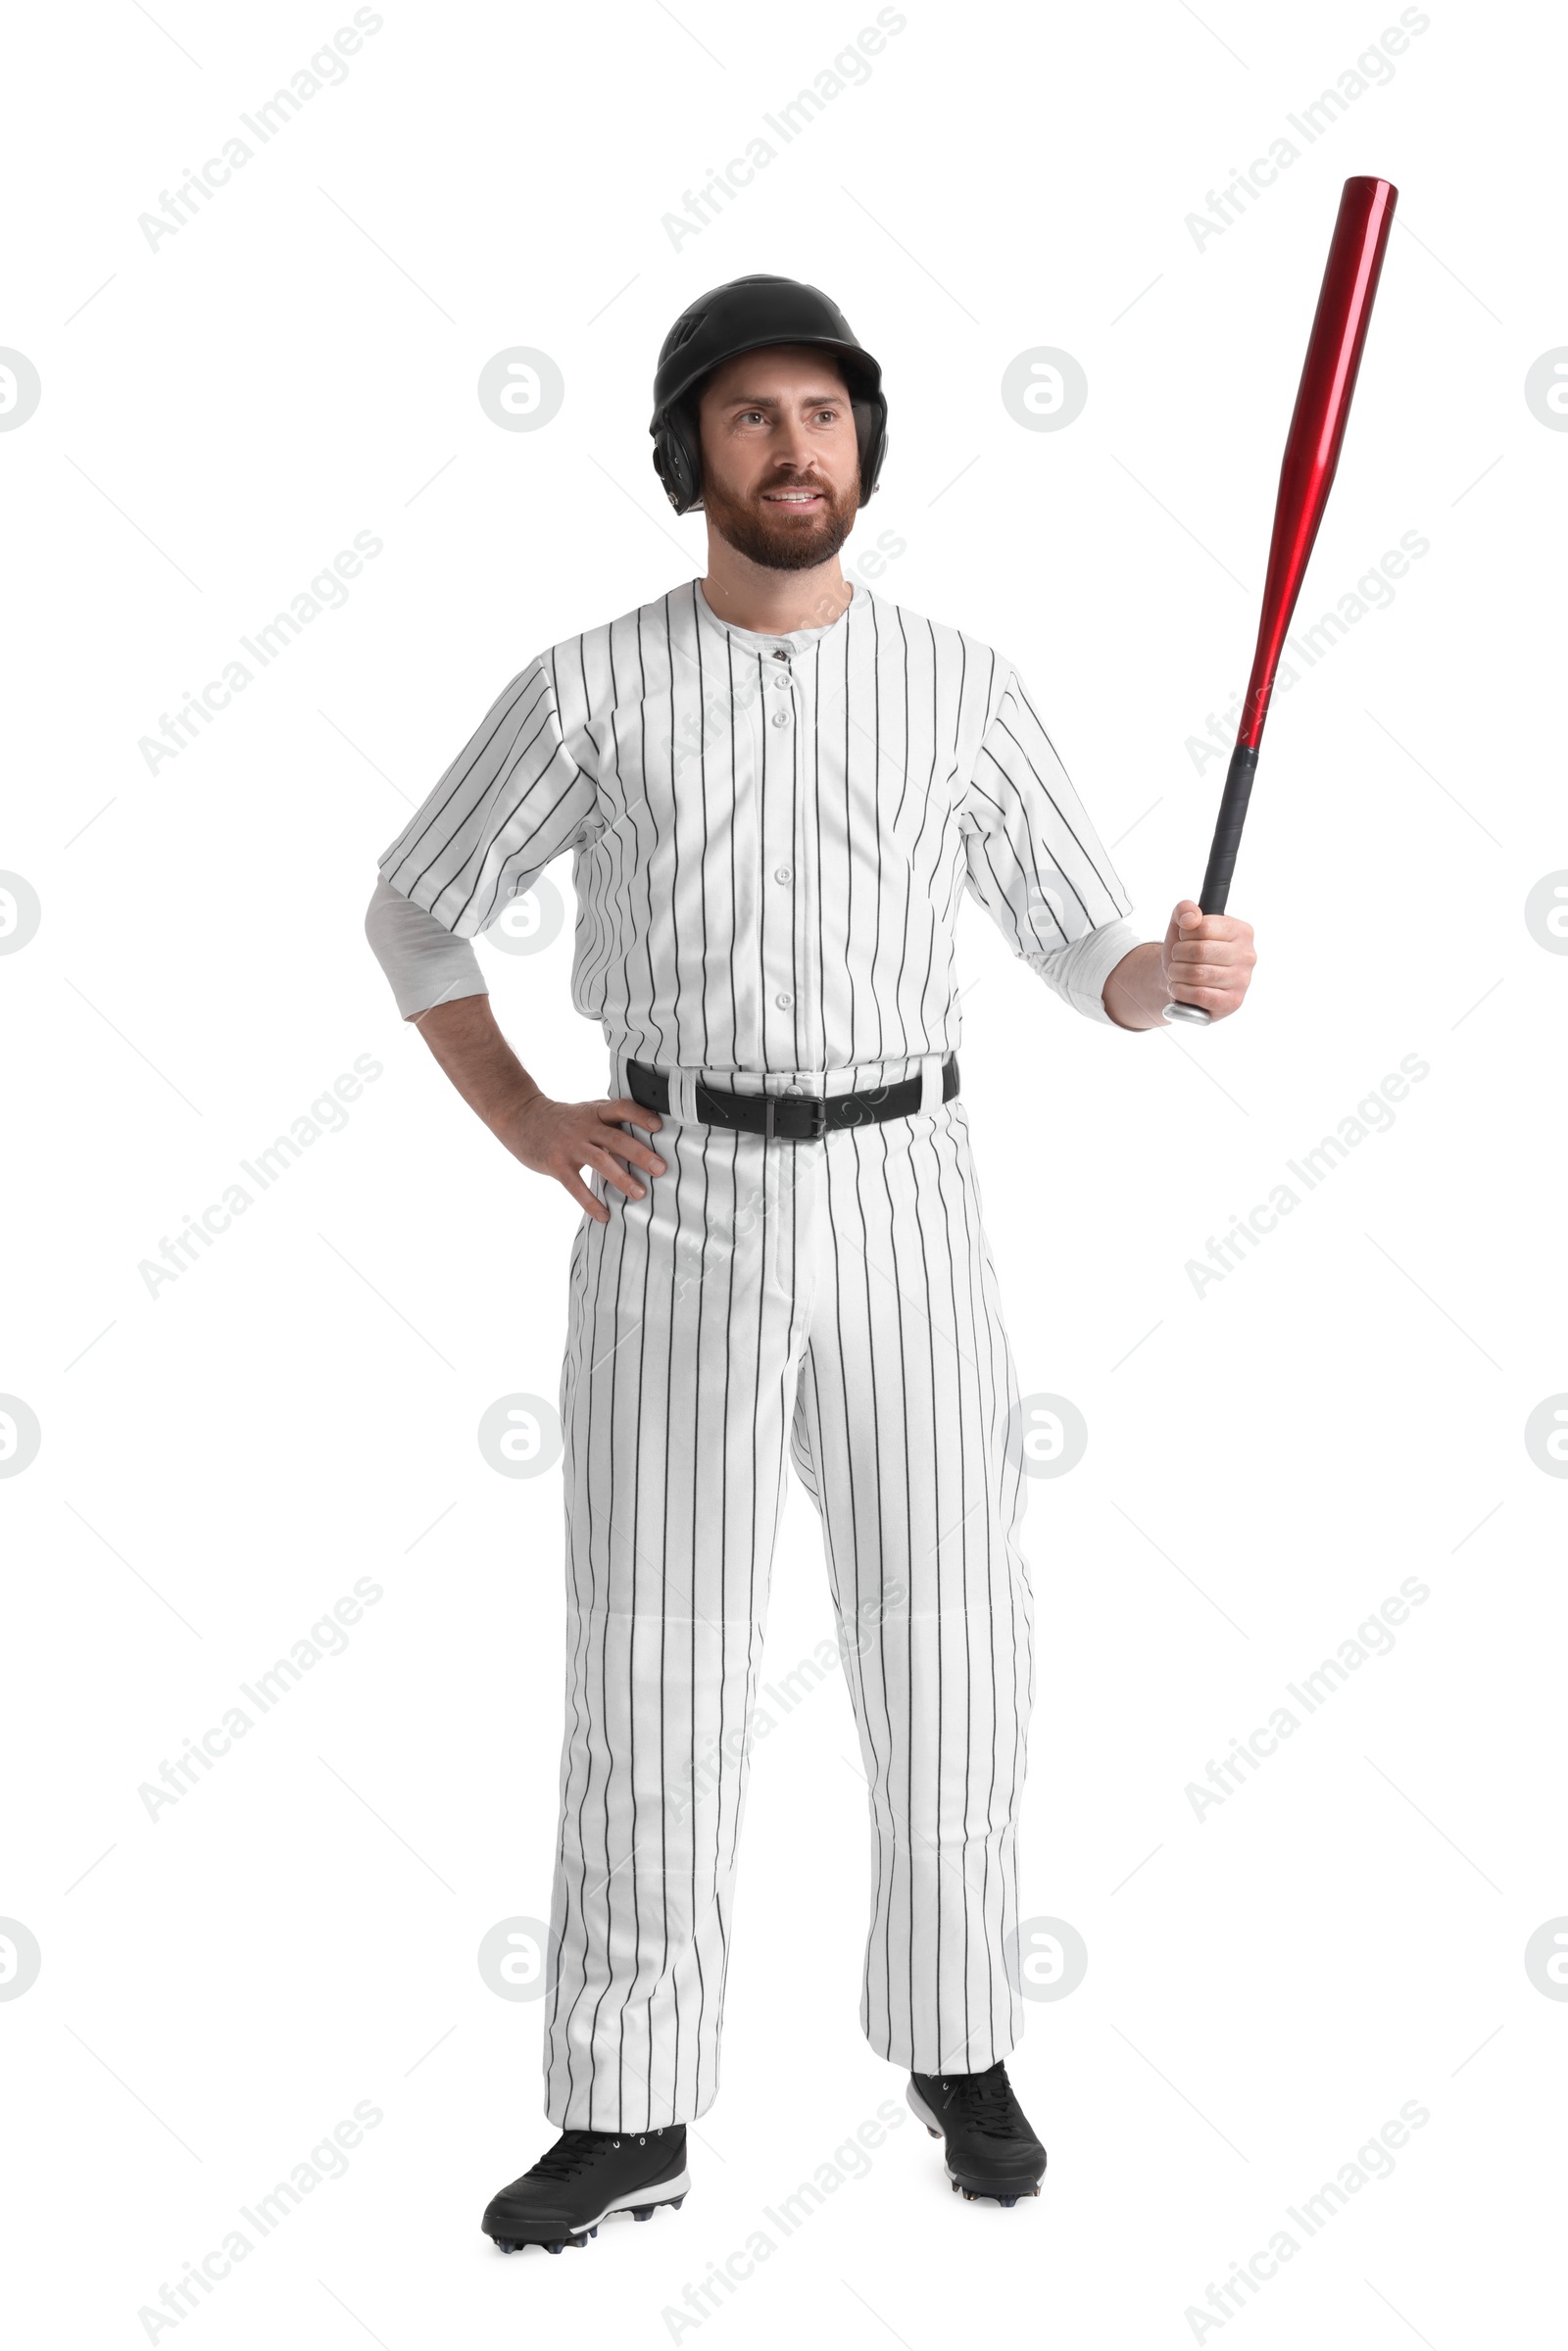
[1162, 1001, 1213, 1027]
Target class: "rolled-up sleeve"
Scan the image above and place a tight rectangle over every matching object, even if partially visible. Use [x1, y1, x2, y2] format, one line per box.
[377, 653, 597, 937]
[960, 656, 1140, 1026]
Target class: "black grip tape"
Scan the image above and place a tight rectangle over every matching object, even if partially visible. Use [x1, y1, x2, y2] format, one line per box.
[1199, 744, 1260, 916]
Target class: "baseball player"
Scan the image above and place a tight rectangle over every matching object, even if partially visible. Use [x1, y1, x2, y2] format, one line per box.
[364, 274, 1256, 2254]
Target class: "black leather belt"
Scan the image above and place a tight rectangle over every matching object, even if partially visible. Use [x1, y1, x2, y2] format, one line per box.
[625, 1053, 958, 1141]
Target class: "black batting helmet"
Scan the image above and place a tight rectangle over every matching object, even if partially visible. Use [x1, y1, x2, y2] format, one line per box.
[650, 273, 888, 514]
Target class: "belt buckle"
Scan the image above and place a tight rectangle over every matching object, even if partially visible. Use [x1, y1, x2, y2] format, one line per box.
[763, 1091, 827, 1141]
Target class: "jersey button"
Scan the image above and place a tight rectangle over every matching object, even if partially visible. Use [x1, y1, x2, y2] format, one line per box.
[774, 864, 792, 883]
[770, 709, 790, 727]
[775, 991, 794, 1008]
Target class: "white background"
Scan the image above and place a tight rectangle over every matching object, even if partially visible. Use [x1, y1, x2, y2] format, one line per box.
[4, 1, 1564, 2343]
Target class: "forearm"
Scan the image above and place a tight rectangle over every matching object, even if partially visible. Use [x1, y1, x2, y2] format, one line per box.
[1102, 941, 1170, 1030]
[365, 872, 662, 1214]
[411, 994, 665, 1224]
[412, 994, 542, 1152]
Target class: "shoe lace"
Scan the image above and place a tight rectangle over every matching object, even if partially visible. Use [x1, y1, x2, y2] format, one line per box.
[939, 2066, 1022, 2137]
[526, 2130, 612, 2182]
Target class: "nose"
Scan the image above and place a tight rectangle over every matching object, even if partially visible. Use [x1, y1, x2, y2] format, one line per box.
[771, 413, 818, 475]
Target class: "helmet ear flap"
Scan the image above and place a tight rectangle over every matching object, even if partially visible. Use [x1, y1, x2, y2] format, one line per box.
[653, 395, 704, 514]
[851, 397, 887, 507]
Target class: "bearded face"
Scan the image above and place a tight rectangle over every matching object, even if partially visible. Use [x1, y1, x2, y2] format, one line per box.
[694, 347, 862, 572]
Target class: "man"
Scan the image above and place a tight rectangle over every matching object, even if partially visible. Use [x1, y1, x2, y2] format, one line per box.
[365, 274, 1255, 2254]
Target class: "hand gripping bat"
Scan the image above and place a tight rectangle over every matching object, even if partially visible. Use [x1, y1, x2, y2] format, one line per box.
[1165, 174, 1398, 1026]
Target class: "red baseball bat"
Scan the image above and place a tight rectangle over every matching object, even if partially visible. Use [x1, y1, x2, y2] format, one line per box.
[1166, 173, 1397, 1026]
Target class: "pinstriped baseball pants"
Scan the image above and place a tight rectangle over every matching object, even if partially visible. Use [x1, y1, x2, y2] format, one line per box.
[543, 1058, 1035, 2131]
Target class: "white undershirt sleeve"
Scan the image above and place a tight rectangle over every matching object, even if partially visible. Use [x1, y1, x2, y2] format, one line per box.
[1023, 917, 1144, 1026]
[364, 873, 490, 1020]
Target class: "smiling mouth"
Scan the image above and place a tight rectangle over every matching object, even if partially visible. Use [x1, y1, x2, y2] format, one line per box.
[761, 488, 825, 506]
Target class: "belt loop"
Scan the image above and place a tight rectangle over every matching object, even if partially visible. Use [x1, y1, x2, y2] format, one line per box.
[919, 1053, 943, 1113]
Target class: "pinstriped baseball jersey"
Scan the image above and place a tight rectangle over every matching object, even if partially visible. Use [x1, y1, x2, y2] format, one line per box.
[376, 576, 1134, 1070]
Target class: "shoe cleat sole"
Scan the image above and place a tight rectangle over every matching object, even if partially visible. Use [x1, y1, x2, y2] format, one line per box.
[631, 2191, 686, 2221]
[951, 2176, 1043, 2205]
[487, 2184, 688, 2252]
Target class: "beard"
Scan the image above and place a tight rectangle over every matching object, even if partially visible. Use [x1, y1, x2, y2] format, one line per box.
[702, 466, 860, 571]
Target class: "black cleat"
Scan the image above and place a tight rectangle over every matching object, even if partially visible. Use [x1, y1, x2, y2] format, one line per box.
[907, 2062, 1046, 2204]
[482, 2124, 690, 2253]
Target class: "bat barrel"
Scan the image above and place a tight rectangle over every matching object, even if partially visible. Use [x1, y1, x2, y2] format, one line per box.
[1238, 175, 1397, 751]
